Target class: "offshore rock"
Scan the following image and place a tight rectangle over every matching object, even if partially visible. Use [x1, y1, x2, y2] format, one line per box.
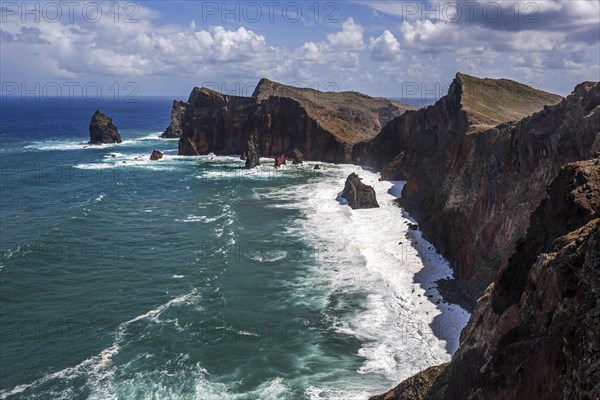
[341, 173, 379, 209]
[150, 150, 163, 160]
[274, 154, 286, 167]
[89, 110, 122, 144]
[287, 148, 304, 164]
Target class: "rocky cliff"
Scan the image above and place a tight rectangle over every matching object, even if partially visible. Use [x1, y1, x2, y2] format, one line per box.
[354, 74, 599, 302]
[171, 79, 412, 162]
[371, 157, 600, 400]
[89, 110, 122, 144]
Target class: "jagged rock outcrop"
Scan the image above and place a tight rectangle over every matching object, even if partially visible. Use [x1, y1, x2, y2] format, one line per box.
[171, 79, 412, 162]
[354, 74, 598, 302]
[370, 157, 600, 400]
[245, 129, 260, 169]
[150, 150, 163, 160]
[341, 173, 379, 209]
[89, 110, 122, 144]
[161, 100, 186, 138]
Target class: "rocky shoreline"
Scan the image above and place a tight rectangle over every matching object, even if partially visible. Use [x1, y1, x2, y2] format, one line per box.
[160, 74, 600, 399]
[371, 157, 600, 400]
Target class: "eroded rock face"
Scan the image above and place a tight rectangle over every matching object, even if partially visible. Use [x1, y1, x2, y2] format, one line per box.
[150, 150, 163, 160]
[178, 88, 259, 156]
[171, 79, 412, 162]
[341, 173, 379, 209]
[354, 75, 599, 301]
[371, 157, 600, 400]
[161, 100, 186, 138]
[89, 110, 122, 144]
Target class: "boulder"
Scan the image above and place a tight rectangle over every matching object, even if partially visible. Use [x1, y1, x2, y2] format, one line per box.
[150, 150, 163, 160]
[341, 173, 379, 209]
[89, 110, 122, 144]
[408, 223, 419, 230]
[274, 154, 286, 167]
[287, 148, 304, 164]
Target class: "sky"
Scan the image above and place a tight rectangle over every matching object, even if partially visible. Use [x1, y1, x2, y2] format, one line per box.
[1, 0, 599, 101]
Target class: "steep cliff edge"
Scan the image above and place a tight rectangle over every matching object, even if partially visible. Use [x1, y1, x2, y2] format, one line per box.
[354, 75, 598, 302]
[370, 157, 600, 400]
[172, 79, 412, 162]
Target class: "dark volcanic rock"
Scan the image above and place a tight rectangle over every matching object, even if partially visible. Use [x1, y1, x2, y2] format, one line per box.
[150, 150, 163, 160]
[245, 129, 260, 169]
[274, 154, 286, 167]
[371, 157, 600, 400]
[341, 173, 379, 209]
[287, 148, 304, 164]
[314, 165, 321, 170]
[369, 364, 449, 400]
[89, 110, 122, 144]
[161, 100, 186, 138]
[171, 79, 413, 161]
[178, 88, 259, 156]
[354, 75, 598, 300]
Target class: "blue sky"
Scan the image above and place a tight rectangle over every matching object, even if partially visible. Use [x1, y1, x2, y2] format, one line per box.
[1, 1, 599, 100]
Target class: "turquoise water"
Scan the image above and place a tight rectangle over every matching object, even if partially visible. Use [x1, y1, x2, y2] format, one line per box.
[0, 99, 468, 399]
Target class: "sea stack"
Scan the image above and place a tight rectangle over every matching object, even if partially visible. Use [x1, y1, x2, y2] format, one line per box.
[341, 173, 379, 209]
[89, 110, 122, 144]
[245, 129, 260, 169]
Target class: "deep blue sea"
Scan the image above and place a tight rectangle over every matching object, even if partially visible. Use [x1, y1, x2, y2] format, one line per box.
[0, 98, 468, 399]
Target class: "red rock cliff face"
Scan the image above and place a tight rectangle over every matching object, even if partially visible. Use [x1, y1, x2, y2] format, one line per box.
[354, 75, 599, 302]
[173, 79, 412, 162]
[371, 157, 600, 400]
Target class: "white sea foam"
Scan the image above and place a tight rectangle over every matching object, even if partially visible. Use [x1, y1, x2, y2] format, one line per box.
[264, 163, 470, 389]
[24, 131, 167, 153]
[0, 290, 200, 400]
[24, 140, 89, 151]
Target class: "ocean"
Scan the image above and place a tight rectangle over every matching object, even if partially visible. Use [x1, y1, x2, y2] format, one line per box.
[0, 98, 469, 399]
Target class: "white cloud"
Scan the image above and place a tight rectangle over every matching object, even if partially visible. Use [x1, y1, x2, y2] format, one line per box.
[292, 18, 364, 70]
[369, 30, 401, 61]
[326, 17, 364, 50]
